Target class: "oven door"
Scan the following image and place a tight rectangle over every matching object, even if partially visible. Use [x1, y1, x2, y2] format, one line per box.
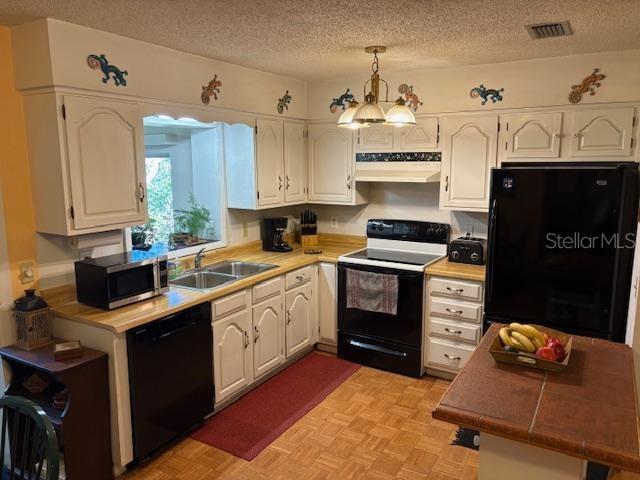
[337, 262, 424, 348]
[107, 263, 159, 309]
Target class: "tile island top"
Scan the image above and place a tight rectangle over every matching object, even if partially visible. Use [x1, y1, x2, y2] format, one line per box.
[433, 323, 640, 473]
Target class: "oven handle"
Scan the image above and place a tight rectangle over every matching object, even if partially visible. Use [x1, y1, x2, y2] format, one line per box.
[348, 339, 407, 358]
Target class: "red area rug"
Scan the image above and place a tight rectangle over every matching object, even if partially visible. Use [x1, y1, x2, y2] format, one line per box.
[191, 352, 359, 460]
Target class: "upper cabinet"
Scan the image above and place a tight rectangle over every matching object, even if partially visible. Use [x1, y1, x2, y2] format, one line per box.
[502, 112, 563, 159]
[499, 107, 637, 163]
[355, 117, 439, 153]
[308, 124, 369, 205]
[440, 116, 498, 212]
[226, 119, 307, 210]
[569, 107, 635, 158]
[23, 93, 147, 235]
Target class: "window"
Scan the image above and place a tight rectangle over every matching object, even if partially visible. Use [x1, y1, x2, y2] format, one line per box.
[130, 116, 227, 257]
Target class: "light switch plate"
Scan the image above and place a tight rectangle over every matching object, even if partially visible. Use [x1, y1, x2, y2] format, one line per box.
[330, 217, 338, 229]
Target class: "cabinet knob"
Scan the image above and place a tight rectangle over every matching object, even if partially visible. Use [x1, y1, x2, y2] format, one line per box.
[285, 175, 290, 190]
[254, 326, 260, 343]
[287, 310, 291, 325]
[278, 176, 283, 191]
[444, 176, 449, 192]
[346, 175, 352, 190]
[138, 183, 145, 203]
[244, 331, 249, 349]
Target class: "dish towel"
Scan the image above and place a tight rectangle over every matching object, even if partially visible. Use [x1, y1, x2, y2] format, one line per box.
[346, 268, 399, 315]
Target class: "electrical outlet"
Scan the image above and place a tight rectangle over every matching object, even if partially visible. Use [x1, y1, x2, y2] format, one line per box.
[329, 217, 339, 229]
[241, 222, 248, 238]
[20, 262, 35, 284]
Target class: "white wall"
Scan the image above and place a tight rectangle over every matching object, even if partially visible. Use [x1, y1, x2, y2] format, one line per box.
[310, 183, 487, 239]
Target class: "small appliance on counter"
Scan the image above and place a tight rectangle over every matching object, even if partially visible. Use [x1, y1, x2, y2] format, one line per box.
[74, 250, 169, 310]
[448, 235, 487, 265]
[261, 217, 293, 252]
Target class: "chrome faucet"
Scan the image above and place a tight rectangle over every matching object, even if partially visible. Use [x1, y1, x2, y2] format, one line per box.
[194, 248, 207, 271]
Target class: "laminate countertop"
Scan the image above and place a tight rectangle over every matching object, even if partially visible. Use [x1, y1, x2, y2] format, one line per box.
[45, 236, 364, 335]
[433, 323, 640, 473]
[425, 258, 486, 282]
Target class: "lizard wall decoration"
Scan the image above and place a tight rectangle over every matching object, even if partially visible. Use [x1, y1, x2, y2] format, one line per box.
[470, 84, 504, 105]
[568, 68, 606, 104]
[329, 89, 354, 113]
[398, 84, 423, 112]
[87, 54, 128, 87]
[201, 74, 223, 105]
[277, 90, 292, 114]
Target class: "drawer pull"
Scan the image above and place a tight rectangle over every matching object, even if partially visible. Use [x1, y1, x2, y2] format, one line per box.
[244, 331, 249, 349]
[254, 326, 260, 343]
[444, 353, 462, 361]
[444, 327, 463, 334]
[296, 275, 304, 281]
[349, 339, 407, 358]
[445, 308, 463, 314]
[446, 287, 464, 293]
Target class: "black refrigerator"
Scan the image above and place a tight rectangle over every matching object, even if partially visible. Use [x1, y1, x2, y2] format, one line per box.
[484, 163, 639, 342]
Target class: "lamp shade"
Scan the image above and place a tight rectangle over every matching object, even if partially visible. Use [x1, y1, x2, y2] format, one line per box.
[337, 101, 369, 129]
[352, 94, 387, 124]
[385, 99, 416, 126]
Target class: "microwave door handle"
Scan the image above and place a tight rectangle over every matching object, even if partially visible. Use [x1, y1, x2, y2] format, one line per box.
[153, 262, 161, 294]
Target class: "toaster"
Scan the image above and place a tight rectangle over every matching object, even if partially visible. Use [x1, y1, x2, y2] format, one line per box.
[448, 235, 487, 265]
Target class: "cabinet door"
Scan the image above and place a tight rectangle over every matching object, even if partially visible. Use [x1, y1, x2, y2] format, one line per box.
[256, 118, 284, 207]
[63, 96, 146, 229]
[252, 295, 285, 379]
[318, 263, 337, 346]
[394, 117, 439, 151]
[212, 309, 252, 403]
[283, 122, 307, 204]
[308, 124, 354, 203]
[356, 125, 394, 152]
[503, 112, 562, 158]
[285, 283, 313, 357]
[440, 116, 498, 212]
[569, 108, 635, 157]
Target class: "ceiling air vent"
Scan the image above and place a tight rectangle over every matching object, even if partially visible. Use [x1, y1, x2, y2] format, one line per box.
[526, 21, 573, 39]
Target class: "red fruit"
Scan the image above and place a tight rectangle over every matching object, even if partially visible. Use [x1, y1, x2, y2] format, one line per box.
[547, 339, 566, 362]
[535, 346, 557, 361]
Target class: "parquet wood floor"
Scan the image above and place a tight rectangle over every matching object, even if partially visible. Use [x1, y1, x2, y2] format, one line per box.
[122, 365, 478, 479]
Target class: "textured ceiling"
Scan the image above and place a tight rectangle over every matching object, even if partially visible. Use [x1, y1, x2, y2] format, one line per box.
[1, 0, 640, 80]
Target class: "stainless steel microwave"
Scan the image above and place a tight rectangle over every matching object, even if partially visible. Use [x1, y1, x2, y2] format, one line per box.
[74, 251, 169, 310]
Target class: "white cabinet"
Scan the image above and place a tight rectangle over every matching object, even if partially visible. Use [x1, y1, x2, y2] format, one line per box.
[318, 262, 337, 348]
[569, 107, 635, 158]
[252, 295, 284, 378]
[283, 122, 307, 204]
[355, 117, 439, 152]
[308, 124, 368, 205]
[23, 93, 147, 235]
[285, 282, 313, 357]
[439, 116, 498, 212]
[501, 112, 563, 159]
[212, 307, 253, 404]
[255, 118, 285, 207]
[226, 119, 307, 210]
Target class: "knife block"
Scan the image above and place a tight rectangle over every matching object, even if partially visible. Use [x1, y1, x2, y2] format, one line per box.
[300, 234, 318, 247]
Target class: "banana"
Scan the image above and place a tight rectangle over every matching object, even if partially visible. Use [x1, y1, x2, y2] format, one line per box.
[510, 331, 536, 353]
[499, 327, 516, 348]
[510, 323, 545, 347]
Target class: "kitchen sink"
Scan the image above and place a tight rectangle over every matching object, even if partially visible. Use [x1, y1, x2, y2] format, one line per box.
[205, 260, 277, 277]
[170, 271, 238, 291]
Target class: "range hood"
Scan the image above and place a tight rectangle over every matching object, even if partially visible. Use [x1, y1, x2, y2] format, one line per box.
[355, 152, 441, 183]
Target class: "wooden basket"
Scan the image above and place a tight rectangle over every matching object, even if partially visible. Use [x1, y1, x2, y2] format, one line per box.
[489, 324, 572, 373]
[13, 307, 53, 351]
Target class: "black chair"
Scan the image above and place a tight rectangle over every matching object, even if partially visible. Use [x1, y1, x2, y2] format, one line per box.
[0, 396, 59, 480]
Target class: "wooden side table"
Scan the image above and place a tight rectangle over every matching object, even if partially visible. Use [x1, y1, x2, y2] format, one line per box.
[0, 340, 112, 479]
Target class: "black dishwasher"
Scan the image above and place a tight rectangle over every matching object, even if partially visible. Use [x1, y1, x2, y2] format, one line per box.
[127, 303, 213, 464]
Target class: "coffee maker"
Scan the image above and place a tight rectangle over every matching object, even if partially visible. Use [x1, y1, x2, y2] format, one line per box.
[261, 218, 293, 252]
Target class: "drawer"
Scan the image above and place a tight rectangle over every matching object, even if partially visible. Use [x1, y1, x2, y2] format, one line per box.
[430, 277, 483, 302]
[429, 297, 482, 323]
[429, 318, 481, 344]
[253, 276, 282, 303]
[285, 266, 313, 290]
[212, 290, 247, 319]
[427, 338, 475, 371]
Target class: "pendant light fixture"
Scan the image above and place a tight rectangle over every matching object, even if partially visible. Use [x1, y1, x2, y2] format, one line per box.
[337, 46, 416, 129]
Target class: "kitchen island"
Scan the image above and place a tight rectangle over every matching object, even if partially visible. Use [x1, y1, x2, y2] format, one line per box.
[433, 324, 640, 479]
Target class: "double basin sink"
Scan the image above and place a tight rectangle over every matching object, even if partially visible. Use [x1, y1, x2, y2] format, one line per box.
[170, 260, 277, 292]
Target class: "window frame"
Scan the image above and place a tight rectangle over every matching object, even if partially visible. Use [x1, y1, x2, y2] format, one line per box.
[124, 111, 231, 260]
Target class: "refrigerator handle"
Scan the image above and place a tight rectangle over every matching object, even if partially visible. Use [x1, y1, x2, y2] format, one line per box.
[486, 198, 498, 305]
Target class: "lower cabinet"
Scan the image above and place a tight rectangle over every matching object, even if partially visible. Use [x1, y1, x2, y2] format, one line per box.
[212, 306, 253, 404]
[252, 294, 285, 379]
[285, 282, 313, 357]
